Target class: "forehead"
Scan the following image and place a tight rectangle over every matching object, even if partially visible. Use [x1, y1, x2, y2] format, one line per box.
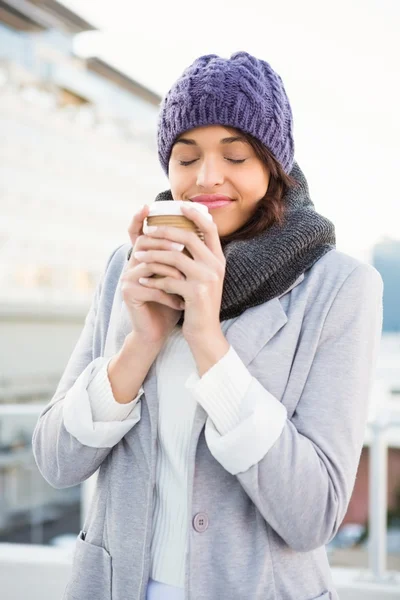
[174, 125, 247, 147]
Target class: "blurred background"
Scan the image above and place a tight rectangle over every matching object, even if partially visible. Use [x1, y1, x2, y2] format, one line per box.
[0, 0, 399, 598]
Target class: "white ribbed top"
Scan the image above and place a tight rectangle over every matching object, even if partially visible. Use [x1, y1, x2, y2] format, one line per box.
[150, 328, 198, 587]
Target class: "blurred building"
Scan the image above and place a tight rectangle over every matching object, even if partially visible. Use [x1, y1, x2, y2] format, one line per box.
[0, 0, 167, 400]
[0, 0, 166, 310]
[373, 238, 400, 333]
[0, 0, 166, 542]
[344, 239, 400, 528]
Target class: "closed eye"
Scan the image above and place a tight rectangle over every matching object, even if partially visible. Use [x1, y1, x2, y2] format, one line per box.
[179, 158, 246, 166]
[179, 159, 197, 166]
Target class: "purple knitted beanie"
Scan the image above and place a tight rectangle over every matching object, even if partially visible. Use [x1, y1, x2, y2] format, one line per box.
[157, 51, 294, 175]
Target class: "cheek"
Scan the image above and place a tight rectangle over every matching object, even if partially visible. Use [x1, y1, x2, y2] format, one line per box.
[168, 171, 180, 198]
[238, 174, 268, 206]
[251, 167, 269, 192]
[168, 164, 190, 196]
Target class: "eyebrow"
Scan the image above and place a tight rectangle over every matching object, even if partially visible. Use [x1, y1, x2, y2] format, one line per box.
[174, 136, 246, 146]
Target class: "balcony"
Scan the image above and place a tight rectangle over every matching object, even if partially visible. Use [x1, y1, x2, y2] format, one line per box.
[0, 397, 399, 599]
[0, 544, 399, 600]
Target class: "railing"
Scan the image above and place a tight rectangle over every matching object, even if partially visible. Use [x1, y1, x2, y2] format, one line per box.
[0, 392, 399, 596]
[0, 404, 79, 542]
[368, 409, 400, 583]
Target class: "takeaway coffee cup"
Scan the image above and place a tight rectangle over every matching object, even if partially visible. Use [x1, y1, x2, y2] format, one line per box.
[143, 201, 213, 277]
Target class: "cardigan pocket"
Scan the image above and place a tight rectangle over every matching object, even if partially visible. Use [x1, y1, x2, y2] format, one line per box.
[310, 593, 330, 600]
[63, 530, 112, 600]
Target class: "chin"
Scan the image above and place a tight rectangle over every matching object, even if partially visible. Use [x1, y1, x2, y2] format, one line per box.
[217, 229, 234, 239]
[214, 222, 236, 238]
[214, 224, 226, 236]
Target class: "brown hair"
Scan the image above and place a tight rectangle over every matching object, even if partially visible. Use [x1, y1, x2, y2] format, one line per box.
[219, 129, 298, 246]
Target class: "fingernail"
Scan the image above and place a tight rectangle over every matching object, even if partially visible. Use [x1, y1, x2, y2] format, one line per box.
[134, 251, 146, 259]
[146, 226, 158, 233]
[171, 242, 185, 251]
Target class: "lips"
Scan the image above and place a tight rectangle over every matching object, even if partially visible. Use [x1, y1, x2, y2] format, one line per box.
[190, 194, 234, 208]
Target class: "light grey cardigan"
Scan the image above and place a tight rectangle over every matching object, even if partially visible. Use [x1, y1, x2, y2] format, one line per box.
[32, 244, 383, 600]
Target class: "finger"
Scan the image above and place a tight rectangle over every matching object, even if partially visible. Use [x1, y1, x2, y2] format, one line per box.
[139, 274, 186, 299]
[122, 260, 185, 283]
[133, 249, 202, 280]
[180, 204, 224, 259]
[138, 289, 184, 311]
[121, 279, 183, 311]
[135, 234, 185, 253]
[127, 205, 150, 262]
[136, 261, 186, 281]
[147, 292, 183, 311]
[144, 226, 213, 265]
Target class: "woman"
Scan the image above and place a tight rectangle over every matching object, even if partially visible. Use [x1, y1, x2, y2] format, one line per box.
[33, 52, 383, 600]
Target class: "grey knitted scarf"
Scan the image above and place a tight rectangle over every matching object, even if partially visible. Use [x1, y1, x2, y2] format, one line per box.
[153, 162, 335, 321]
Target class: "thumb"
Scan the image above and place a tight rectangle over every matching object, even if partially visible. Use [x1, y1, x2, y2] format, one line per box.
[127, 205, 149, 262]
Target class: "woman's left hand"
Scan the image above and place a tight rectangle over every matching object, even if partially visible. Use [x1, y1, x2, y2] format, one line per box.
[134, 204, 225, 343]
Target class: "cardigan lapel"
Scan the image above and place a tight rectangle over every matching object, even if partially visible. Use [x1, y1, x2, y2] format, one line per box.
[225, 297, 287, 366]
[189, 273, 304, 448]
[224, 272, 304, 367]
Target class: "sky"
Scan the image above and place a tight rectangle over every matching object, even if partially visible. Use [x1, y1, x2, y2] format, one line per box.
[61, 0, 400, 262]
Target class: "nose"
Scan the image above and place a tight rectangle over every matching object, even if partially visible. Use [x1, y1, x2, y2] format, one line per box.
[196, 158, 224, 189]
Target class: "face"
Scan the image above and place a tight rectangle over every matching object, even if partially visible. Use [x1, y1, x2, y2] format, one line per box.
[168, 125, 270, 237]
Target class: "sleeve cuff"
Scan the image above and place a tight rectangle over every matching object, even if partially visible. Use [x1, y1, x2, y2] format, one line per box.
[87, 359, 143, 422]
[186, 349, 288, 476]
[185, 346, 253, 435]
[204, 384, 287, 475]
[63, 357, 142, 448]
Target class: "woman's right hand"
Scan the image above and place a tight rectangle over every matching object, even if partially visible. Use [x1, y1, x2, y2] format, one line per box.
[120, 205, 185, 345]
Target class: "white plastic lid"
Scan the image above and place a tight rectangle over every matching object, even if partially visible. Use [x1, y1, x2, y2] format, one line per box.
[147, 200, 213, 221]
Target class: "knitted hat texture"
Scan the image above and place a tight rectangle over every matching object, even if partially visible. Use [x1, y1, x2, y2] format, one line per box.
[157, 51, 295, 174]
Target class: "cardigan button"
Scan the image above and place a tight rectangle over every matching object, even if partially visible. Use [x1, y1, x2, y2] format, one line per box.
[193, 512, 209, 533]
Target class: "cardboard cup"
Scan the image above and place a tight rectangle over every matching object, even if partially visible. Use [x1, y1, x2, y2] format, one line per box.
[144, 202, 210, 278]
